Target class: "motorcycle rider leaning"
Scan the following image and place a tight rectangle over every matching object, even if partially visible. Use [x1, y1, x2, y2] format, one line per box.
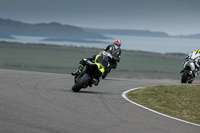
[102, 39, 122, 78]
[104, 39, 121, 63]
[181, 49, 200, 76]
[71, 52, 110, 86]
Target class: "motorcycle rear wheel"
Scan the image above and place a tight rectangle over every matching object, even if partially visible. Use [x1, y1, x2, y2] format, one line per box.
[72, 73, 90, 92]
[188, 80, 193, 84]
[181, 69, 190, 83]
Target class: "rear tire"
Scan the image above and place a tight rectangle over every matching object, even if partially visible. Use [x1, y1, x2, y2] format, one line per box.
[181, 69, 190, 83]
[188, 80, 193, 84]
[72, 74, 90, 92]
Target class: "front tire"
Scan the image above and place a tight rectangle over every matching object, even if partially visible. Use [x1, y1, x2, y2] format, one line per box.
[181, 69, 190, 83]
[72, 73, 90, 92]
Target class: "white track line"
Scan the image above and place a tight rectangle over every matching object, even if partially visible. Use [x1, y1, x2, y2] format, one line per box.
[122, 87, 200, 127]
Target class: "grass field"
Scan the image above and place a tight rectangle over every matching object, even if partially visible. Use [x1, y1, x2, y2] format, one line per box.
[128, 85, 200, 125]
[0, 41, 193, 81]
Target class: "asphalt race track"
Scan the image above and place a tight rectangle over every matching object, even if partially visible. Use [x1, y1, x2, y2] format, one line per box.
[0, 69, 199, 133]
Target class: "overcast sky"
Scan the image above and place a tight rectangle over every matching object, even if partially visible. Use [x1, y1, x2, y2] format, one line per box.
[0, 0, 200, 35]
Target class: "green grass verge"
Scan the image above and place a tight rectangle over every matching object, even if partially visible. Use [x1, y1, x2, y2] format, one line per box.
[0, 41, 100, 74]
[128, 85, 200, 125]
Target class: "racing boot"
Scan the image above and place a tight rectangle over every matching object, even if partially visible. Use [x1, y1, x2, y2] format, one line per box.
[71, 64, 84, 76]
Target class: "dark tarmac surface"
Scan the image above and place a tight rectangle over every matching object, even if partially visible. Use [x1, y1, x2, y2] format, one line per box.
[0, 69, 199, 133]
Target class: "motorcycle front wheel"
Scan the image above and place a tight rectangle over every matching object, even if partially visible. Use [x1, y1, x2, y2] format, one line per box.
[181, 69, 190, 83]
[72, 73, 90, 92]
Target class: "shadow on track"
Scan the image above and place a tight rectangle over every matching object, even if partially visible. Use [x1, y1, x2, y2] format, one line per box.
[65, 89, 109, 94]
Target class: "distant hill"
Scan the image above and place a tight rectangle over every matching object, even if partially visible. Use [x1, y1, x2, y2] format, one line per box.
[0, 32, 15, 39]
[0, 18, 199, 41]
[84, 28, 170, 38]
[84, 28, 200, 39]
[0, 18, 110, 41]
[175, 34, 200, 39]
